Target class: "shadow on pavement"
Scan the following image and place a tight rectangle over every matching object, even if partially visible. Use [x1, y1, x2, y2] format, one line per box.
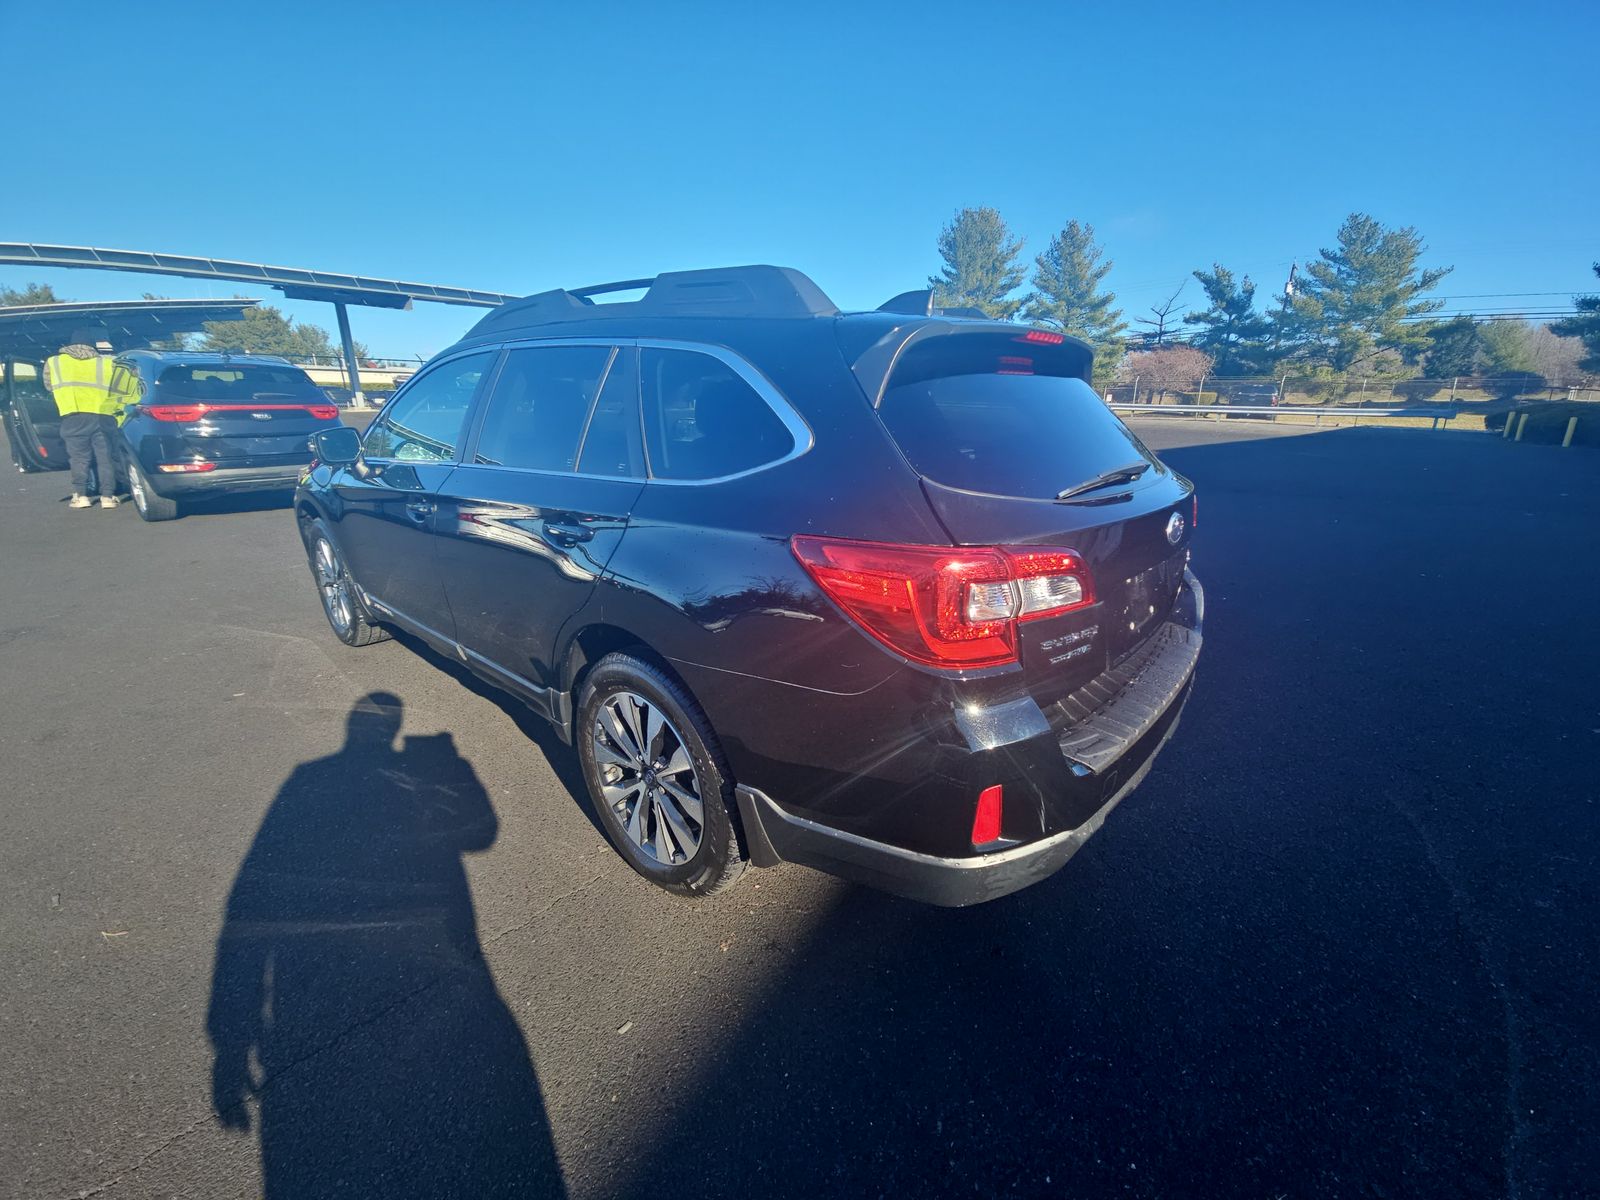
[610, 426, 1596, 1199]
[389, 628, 608, 842]
[206, 692, 567, 1199]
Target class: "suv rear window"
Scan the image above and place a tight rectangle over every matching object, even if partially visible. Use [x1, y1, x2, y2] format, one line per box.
[154, 363, 321, 401]
[877, 338, 1153, 500]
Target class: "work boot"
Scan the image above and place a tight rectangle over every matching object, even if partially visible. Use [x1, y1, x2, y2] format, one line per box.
[69, 494, 92, 509]
[100, 496, 121, 509]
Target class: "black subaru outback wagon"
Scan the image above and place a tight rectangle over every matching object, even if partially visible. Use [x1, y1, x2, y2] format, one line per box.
[295, 267, 1201, 906]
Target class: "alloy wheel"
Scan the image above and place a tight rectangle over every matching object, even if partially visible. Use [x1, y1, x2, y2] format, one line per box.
[314, 537, 354, 636]
[592, 690, 705, 865]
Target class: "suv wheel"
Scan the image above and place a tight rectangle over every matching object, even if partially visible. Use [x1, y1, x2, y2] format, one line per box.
[577, 653, 746, 897]
[126, 459, 179, 522]
[304, 519, 389, 647]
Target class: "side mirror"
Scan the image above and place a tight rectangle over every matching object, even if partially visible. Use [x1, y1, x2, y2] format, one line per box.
[312, 426, 363, 466]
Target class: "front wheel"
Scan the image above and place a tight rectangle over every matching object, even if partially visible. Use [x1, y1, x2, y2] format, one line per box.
[303, 518, 389, 647]
[577, 653, 746, 898]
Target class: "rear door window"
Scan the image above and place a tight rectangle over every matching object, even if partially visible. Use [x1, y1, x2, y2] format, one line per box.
[877, 337, 1154, 499]
[640, 347, 795, 481]
[471, 345, 613, 472]
[364, 351, 493, 462]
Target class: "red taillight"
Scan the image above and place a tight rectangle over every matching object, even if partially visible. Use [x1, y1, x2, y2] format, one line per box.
[146, 404, 207, 422]
[790, 536, 1095, 670]
[972, 785, 1004, 845]
[156, 462, 216, 473]
[1016, 329, 1066, 345]
[144, 403, 337, 422]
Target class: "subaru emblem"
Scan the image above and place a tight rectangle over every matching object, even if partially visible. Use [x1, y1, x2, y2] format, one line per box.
[1165, 511, 1185, 545]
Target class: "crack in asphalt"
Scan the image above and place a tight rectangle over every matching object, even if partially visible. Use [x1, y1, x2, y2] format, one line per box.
[55, 870, 605, 1200]
[1389, 793, 1527, 1200]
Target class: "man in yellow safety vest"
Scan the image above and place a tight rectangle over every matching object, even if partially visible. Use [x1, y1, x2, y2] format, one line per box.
[42, 341, 125, 509]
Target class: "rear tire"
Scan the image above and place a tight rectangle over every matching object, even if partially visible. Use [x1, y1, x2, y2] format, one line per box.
[303, 518, 389, 647]
[127, 458, 179, 522]
[577, 653, 746, 898]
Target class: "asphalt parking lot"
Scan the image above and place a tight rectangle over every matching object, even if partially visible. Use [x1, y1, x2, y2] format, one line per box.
[2, 420, 1596, 1199]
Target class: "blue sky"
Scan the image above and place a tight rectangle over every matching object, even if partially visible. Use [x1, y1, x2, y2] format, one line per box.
[5, 0, 1597, 359]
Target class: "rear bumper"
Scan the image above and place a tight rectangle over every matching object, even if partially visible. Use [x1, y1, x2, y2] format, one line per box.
[144, 463, 304, 496]
[735, 569, 1204, 906]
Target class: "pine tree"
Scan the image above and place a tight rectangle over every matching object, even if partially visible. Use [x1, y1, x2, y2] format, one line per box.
[1550, 263, 1600, 373]
[1023, 221, 1127, 378]
[1282, 213, 1451, 371]
[0, 282, 63, 306]
[1184, 265, 1274, 375]
[927, 207, 1027, 320]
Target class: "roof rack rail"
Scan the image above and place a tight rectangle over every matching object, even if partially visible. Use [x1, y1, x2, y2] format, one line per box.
[466, 265, 839, 337]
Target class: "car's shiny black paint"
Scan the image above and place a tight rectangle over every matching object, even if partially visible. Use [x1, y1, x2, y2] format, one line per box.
[296, 300, 1199, 904]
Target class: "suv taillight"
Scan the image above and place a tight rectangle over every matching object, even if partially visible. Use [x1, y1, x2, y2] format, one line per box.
[790, 536, 1095, 669]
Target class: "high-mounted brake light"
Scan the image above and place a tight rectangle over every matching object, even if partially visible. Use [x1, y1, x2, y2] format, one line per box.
[1016, 329, 1065, 345]
[790, 536, 1095, 670]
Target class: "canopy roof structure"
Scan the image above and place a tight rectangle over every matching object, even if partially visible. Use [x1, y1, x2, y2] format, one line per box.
[0, 298, 259, 359]
[0, 244, 517, 310]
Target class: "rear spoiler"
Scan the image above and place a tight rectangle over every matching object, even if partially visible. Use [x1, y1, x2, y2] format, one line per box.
[842, 319, 1095, 406]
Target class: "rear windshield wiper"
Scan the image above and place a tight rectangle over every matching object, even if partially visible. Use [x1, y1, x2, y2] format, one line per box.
[1055, 462, 1150, 501]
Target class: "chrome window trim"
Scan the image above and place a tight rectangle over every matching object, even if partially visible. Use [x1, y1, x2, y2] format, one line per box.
[634, 338, 813, 486]
[359, 345, 501, 466]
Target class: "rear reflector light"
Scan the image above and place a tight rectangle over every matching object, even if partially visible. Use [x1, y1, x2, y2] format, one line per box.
[144, 403, 338, 422]
[156, 462, 216, 473]
[790, 536, 1095, 670]
[1016, 329, 1066, 344]
[1192, 493, 1198, 530]
[972, 785, 1004, 845]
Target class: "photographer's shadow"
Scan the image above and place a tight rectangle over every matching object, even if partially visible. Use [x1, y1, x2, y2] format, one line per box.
[206, 692, 565, 1198]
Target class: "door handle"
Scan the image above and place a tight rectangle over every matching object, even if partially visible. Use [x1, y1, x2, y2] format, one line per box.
[405, 500, 434, 525]
[543, 521, 593, 546]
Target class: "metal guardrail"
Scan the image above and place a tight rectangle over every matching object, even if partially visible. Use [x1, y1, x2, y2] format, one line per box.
[1112, 403, 1459, 428]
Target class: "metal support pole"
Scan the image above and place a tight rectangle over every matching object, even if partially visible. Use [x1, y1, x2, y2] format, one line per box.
[334, 302, 366, 409]
[1514, 412, 1528, 442]
[1502, 410, 1515, 439]
[1563, 416, 1578, 448]
[1449, 376, 1458, 403]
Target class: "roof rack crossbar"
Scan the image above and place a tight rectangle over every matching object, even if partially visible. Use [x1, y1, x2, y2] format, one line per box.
[465, 265, 840, 337]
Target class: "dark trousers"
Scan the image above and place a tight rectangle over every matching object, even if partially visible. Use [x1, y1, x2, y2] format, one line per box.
[59, 412, 120, 497]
